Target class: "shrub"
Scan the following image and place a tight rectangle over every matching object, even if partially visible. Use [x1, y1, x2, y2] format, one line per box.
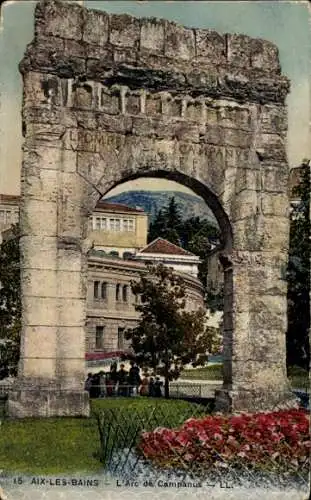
[138, 409, 310, 473]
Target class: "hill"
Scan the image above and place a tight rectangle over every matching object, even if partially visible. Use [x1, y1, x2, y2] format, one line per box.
[104, 190, 218, 226]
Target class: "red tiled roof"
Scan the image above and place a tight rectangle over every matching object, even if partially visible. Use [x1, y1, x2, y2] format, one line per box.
[85, 350, 130, 361]
[0, 194, 20, 204]
[95, 201, 145, 214]
[139, 238, 196, 256]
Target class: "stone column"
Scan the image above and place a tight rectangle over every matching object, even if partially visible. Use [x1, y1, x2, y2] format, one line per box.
[8, 126, 89, 417]
[215, 200, 297, 412]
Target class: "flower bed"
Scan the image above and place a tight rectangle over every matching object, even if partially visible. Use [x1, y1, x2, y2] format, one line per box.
[138, 409, 310, 473]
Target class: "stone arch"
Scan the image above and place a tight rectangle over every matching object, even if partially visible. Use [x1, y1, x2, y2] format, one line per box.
[9, 0, 296, 417]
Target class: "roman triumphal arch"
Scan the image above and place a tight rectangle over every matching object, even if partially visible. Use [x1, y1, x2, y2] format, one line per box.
[9, 0, 297, 416]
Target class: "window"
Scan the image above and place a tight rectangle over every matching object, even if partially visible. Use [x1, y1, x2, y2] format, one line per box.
[0, 210, 4, 223]
[100, 217, 107, 230]
[101, 282, 107, 299]
[123, 218, 135, 232]
[122, 285, 128, 302]
[95, 326, 104, 350]
[93, 217, 101, 230]
[109, 218, 121, 232]
[118, 327, 125, 349]
[5, 211, 11, 223]
[116, 284, 121, 301]
[94, 281, 100, 298]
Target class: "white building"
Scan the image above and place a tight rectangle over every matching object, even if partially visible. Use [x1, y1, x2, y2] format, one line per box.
[134, 237, 201, 278]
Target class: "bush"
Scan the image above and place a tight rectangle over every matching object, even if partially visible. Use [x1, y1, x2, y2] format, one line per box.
[138, 409, 310, 474]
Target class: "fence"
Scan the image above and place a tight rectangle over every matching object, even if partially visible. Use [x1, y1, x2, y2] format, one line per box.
[94, 403, 310, 490]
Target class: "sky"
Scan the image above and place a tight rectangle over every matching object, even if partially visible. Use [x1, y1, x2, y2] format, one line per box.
[0, 0, 309, 196]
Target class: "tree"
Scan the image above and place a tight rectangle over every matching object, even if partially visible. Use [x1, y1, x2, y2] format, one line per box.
[125, 264, 220, 398]
[0, 224, 21, 378]
[148, 197, 182, 245]
[286, 160, 310, 370]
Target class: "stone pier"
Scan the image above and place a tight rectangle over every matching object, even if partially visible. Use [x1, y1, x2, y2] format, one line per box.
[9, 0, 295, 416]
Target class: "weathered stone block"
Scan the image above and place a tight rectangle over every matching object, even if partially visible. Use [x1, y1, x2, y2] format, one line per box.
[223, 128, 253, 148]
[234, 167, 261, 193]
[23, 71, 61, 107]
[99, 87, 120, 114]
[164, 23, 195, 60]
[20, 199, 57, 237]
[126, 93, 141, 115]
[59, 298, 86, 326]
[263, 165, 288, 193]
[230, 190, 260, 221]
[260, 104, 287, 133]
[140, 18, 165, 53]
[23, 326, 58, 360]
[58, 271, 85, 299]
[57, 326, 85, 358]
[250, 38, 281, 73]
[83, 9, 109, 46]
[21, 268, 58, 298]
[145, 93, 162, 115]
[232, 216, 265, 251]
[186, 101, 203, 122]
[261, 193, 289, 217]
[21, 167, 59, 203]
[57, 247, 84, 273]
[23, 296, 60, 326]
[256, 133, 287, 162]
[109, 14, 140, 48]
[20, 235, 57, 270]
[8, 389, 90, 418]
[35, 0, 83, 41]
[71, 83, 94, 109]
[262, 216, 289, 251]
[227, 34, 251, 68]
[195, 29, 226, 64]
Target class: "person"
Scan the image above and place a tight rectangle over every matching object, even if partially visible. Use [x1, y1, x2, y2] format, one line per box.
[98, 371, 106, 397]
[148, 376, 155, 397]
[154, 377, 163, 397]
[128, 361, 141, 396]
[139, 373, 149, 396]
[109, 362, 118, 396]
[84, 373, 93, 393]
[117, 364, 128, 396]
[90, 372, 101, 399]
[105, 372, 114, 397]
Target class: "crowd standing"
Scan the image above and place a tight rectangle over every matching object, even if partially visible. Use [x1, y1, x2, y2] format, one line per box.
[84, 361, 163, 398]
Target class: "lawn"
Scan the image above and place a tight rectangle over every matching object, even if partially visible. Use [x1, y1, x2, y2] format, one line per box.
[0, 398, 206, 474]
[180, 364, 309, 389]
[181, 363, 223, 380]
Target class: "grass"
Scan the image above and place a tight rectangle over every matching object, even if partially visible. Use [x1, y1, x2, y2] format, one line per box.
[181, 363, 223, 380]
[0, 398, 206, 475]
[287, 365, 309, 390]
[180, 364, 310, 390]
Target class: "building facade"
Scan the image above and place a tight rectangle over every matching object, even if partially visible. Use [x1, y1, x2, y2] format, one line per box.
[88, 201, 148, 257]
[0, 194, 206, 361]
[0, 195, 19, 243]
[86, 253, 205, 355]
[134, 237, 201, 278]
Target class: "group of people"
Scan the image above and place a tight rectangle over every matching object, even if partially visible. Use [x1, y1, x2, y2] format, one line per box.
[84, 361, 163, 398]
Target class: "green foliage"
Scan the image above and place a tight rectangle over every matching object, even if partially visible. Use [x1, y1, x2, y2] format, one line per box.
[286, 160, 310, 369]
[94, 399, 207, 467]
[147, 197, 223, 311]
[125, 264, 218, 398]
[0, 225, 21, 378]
[0, 398, 206, 474]
[148, 197, 183, 245]
[181, 363, 223, 380]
